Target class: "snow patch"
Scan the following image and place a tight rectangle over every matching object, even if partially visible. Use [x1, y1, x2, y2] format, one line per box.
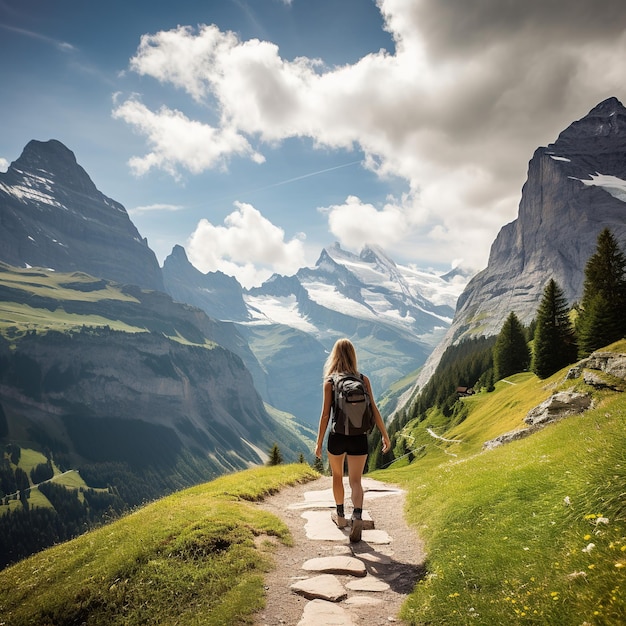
[550, 155, 571, 162]
[573, 173, 626, 202]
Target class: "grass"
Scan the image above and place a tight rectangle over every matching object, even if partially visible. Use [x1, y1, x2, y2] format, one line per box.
[0, 463, 319, 626]
[377, 345, 626, 625]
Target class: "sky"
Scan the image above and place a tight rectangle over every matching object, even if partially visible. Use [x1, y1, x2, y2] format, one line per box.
[2, 0, 626, 288]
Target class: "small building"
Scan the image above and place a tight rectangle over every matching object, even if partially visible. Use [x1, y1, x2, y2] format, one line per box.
[456, 386, 475, 397]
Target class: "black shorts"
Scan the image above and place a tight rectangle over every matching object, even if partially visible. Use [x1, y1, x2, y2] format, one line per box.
[327, 432, 368, 456]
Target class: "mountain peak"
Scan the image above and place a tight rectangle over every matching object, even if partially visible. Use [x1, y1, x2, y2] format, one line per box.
[550, 96, 626, 155]
[11, 139, 98, 195]
[360, 244, 397, 268]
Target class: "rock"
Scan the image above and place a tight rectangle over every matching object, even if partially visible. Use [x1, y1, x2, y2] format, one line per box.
[584, 352, 626, 380]
[296, 599, 354, 625]
[524, 391, 593, 426]
[344, 595, 384, 606]
[346, 577, 390, 592]
[290, 574, 347, 602]
[583, 370, 622, 391]
[302, 556, 367, 577]
[483, 428, 535, 450]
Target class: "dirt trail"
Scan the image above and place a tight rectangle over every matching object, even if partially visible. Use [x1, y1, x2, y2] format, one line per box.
[254, 475, 426, 626]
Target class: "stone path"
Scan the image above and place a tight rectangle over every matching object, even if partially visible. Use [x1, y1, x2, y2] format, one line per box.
[254, 476, 426, 625]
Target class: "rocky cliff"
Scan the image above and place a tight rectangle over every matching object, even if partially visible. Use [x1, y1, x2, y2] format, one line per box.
[411, 97, 626, 393]
[0, 140, 163, 291]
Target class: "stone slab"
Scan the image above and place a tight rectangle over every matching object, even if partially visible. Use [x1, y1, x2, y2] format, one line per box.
[290, 574, 347, 602]
[302, 510, 387, 542]
[302, 510, 347, 541]
[302, 556, 367, 577]
[344, 595, 384, 606]
[297, 599, 354, 625]
[346, 577, 390, 592]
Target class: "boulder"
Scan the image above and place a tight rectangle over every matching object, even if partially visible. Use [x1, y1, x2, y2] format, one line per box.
[524, 391, 593, 426]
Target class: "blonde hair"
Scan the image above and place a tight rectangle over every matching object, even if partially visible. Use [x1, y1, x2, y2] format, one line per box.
[323, 338, 358, 378]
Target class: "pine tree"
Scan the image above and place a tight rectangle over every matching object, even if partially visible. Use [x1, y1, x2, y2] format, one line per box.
[267, 443, 283, 466]
[577, 228, 626, 357]
[313, 456, 325, 474]
[532, 279, 577, 378]
[493, 312, 530, 380]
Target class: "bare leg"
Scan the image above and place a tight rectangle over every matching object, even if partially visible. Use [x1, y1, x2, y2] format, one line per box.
[327, 452, 346, 507]
[346, 454, 368, 510]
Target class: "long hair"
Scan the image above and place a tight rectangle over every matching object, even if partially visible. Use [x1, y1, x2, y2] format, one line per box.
[323, 338, 358, 378]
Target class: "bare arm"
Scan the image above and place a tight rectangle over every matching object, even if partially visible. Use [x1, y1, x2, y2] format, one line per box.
[315, 380, 333, 459]
[364, 375, 391, 454]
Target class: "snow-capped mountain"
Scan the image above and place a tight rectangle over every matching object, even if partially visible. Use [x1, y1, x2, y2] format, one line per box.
[161, 242, 469, 426]
[245, 242, 465, 345]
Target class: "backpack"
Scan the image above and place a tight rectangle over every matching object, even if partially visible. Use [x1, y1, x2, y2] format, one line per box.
[329, 373, 375, 436]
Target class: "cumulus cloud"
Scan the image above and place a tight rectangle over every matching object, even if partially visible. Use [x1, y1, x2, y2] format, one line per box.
[0, 157, 8, 173]
[114, 0, 626, 271]
[186, 202, 306, 288]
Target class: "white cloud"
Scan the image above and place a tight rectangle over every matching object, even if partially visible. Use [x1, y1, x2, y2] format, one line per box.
[186, 202, 306, 288]
[115, 0, 626, 272]
[128, 203, 184, 216]
[112, 96, 264, 177]
[0, 158, 8, 173]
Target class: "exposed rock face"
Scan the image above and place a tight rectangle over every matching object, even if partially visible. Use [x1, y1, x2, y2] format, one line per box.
[524, 392, 593, 426]
[0, 329, 301, 473]
[413, 98, 626, 393]
[0, 140, 163, 291]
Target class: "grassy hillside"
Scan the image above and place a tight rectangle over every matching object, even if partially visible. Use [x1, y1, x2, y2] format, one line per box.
[0, 463, 318, 626]
[1, 342, 624, 625]
[377, 340, 626, 625]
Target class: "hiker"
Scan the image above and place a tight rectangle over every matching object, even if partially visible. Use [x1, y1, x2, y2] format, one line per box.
[315, 337, 391, 542]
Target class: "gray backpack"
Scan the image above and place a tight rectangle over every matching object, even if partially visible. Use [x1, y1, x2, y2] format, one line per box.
[329, 373, 374, 436]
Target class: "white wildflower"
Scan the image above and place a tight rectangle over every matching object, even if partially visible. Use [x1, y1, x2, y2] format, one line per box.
[582, 543, 596, 553]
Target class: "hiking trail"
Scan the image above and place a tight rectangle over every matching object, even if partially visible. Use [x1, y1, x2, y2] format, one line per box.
[254, 475, 426, 625]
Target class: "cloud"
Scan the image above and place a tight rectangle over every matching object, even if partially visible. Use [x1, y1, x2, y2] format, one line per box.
[0, 23, 75, 51]
[128, 203, 184, 216]
[186, 202, 306, 288]
[112, 96, 264, 177]
[0, 157, 8, 173]
[115, 0, 626, 271]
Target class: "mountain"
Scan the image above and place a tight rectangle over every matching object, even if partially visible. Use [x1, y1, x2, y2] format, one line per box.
[410, 97, 626, 394]
[162, 241, 467, 425]
[0, 265, 308, 478]
[162, 245, 249, 321]
[0, 139, 163, 292]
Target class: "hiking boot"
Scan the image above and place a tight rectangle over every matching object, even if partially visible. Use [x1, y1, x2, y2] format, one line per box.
[331, 512, 348, 528]
[349, 517, 363, 543]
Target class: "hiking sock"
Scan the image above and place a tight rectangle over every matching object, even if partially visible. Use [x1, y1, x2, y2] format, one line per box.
[336, 504, 345, 518]
[352, 508, 362, 520]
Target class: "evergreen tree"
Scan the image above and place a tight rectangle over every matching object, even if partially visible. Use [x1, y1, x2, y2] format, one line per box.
[267, 443, 283, 466]
[532, 279, 577, 378]
[312, 456, 325, 474]
[577, 228, 626, 357]
[493, 312, 530, 380]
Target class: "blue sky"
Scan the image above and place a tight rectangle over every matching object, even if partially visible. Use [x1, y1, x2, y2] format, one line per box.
[2, 0, 626, 287]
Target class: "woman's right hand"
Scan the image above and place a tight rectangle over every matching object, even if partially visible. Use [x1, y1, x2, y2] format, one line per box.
[315, 442, 323, 459]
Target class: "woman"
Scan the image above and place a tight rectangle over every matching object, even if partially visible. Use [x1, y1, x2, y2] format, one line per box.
[315, 338, 391, 542]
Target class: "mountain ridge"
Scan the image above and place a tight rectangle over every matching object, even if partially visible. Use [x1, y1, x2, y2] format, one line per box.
[408, 96, 626, 397]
